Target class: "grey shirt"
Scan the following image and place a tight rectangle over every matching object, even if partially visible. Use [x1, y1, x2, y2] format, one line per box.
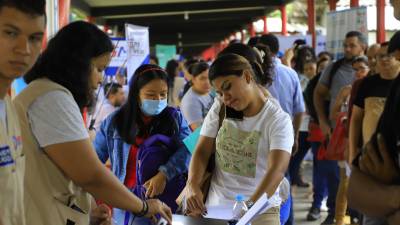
[180, 88, 214, 126]
[319, 61, 355, 116]
[28, 91, 89, 148]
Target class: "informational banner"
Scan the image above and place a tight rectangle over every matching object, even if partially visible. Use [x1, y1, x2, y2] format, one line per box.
[275, 34, 326, 56]
[125, 24, 150, 82]
[105, 38, 128, 78]
[326, 6, 368, 59]
[155, 44, 176, 68]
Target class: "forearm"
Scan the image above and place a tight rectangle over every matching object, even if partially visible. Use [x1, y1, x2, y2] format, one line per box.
[292, 113, 303, 138]
[81, 166, 143, 214]
[250, 150, 290, 202]
[348, 167, 400, 217]
[159, 146, 191, 181]
[250, 166, 286, 203]
[187, 148, 210, 187]
[314, 94, 329, 125]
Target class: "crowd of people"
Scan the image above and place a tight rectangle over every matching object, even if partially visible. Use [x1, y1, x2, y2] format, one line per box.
[1, 0, 400, 225]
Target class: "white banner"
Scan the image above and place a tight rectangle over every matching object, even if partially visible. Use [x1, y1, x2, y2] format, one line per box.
[125, 24, 150, 82]
[105, 38, 128, 78]
[326, 7, 368, 59]
[275, 34, 326, 56]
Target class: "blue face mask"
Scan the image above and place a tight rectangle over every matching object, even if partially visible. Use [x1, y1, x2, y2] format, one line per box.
[140, 99, 168, 116]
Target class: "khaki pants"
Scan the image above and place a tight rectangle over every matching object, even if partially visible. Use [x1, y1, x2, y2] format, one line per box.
[335, 167, 349, 225]
[252, 207, 281, 225]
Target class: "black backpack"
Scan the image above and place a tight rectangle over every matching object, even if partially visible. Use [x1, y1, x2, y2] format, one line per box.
[303, 58, 346, 123]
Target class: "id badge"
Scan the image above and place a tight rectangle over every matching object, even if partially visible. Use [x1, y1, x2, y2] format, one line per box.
[0, 145, 14, 167]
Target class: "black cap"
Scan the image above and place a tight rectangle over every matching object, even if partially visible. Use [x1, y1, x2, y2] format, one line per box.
[388, 31, 400, 54]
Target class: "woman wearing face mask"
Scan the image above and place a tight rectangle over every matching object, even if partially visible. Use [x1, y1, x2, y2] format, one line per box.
[180, 62, 214, 131]
[185, 53, 293, 224]
[13, 21, 172, 225]
[93, 64, 191, 225]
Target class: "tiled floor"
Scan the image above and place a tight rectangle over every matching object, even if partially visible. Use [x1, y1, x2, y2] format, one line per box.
[293, 161, 330, 225]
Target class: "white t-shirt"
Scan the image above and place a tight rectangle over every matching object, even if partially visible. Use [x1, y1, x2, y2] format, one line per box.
[0, 99, 6, 128]
[200, 97, 294, 208]
[28, 90, 89, 148]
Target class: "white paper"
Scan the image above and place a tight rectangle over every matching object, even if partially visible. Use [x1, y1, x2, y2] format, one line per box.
[236, 193, 271, 225]
[203, 205, 233, 220]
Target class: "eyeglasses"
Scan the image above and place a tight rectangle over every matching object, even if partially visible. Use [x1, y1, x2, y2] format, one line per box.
[376, 53, 395, 60]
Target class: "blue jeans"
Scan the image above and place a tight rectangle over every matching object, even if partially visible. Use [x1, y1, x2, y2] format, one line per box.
[281, 172, 294, 225]
[311, 142, 340, 215]
[289, 131, 310, 184]
[280, 194, 292, 225]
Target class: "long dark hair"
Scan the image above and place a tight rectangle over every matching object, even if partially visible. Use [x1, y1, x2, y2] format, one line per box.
[113, 64, 170, 144]
[165, 59, 179, 89]
[219, 43, 273, 86]
[189, 61, 209, 78]
[293, 45, 317, 74]
[24, 21, 113, 110]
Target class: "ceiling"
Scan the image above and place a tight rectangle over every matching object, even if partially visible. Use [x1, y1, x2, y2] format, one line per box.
[77, 0, 294, 56]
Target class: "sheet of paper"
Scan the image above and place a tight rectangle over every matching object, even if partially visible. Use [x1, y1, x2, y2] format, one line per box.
[236, 193, 271, 225]
[203, 205, 233, 220]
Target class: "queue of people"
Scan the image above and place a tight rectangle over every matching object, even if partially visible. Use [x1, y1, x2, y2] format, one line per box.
[2, 1, 400, 225]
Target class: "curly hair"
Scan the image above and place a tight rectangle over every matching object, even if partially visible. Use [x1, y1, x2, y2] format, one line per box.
[218, 43, 273, 86]
[24, 21, 113, 110]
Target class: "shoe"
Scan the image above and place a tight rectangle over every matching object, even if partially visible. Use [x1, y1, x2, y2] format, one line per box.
[294, 179, 310, 188]
[321, 214, 336, 225]
[307, 207, 321, 221]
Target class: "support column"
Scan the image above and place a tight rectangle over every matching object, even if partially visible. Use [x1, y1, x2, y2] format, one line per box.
[46, 0, 58, 39]
[350, 0, 359, 7]
[248, 23, 255, 37]
[377, 0, 385, 43]
[58, 0, 70, 28]
[328, 0, 337, 11]
[280, 6, 288, 35]
[263, 16, 268, 34]
[308, 0, 316, 48]
[240, 30, 245, 43]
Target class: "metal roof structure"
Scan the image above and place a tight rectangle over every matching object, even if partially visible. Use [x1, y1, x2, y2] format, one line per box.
[75, 0, 294, 55]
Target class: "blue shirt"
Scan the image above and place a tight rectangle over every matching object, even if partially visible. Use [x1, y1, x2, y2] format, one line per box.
[267, 57, 305, 118]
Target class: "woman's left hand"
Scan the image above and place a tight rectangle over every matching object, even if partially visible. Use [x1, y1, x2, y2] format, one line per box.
[144, 172, 167, 198]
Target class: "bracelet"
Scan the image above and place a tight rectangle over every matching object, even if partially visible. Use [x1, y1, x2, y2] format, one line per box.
[134, 200, 149, 217]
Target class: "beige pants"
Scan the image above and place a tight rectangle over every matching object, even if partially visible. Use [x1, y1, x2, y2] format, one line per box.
[252, 207, 281, 225]
[335, 167, 349, 225]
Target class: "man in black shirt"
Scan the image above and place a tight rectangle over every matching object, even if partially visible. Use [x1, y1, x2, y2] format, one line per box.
[349, 42, 400, 163]
[348, 32, 400, 225]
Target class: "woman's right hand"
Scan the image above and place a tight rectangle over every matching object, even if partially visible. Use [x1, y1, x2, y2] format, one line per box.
[145, 199, 172, 225]
[185, 185, 206, 217]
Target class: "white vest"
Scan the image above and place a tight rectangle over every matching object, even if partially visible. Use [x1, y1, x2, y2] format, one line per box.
[0, 95, 25, 225]
[13, 79, 91, 225]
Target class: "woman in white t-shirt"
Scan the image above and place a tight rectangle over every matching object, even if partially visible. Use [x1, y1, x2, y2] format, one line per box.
[185, 53, 294, 225]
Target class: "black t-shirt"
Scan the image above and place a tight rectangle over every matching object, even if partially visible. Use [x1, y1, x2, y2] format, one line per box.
[354, 74, 395, 108]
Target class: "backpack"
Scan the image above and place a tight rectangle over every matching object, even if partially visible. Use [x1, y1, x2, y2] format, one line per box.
[133, 133, 186, 213]
[303, 58, 345, 123]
